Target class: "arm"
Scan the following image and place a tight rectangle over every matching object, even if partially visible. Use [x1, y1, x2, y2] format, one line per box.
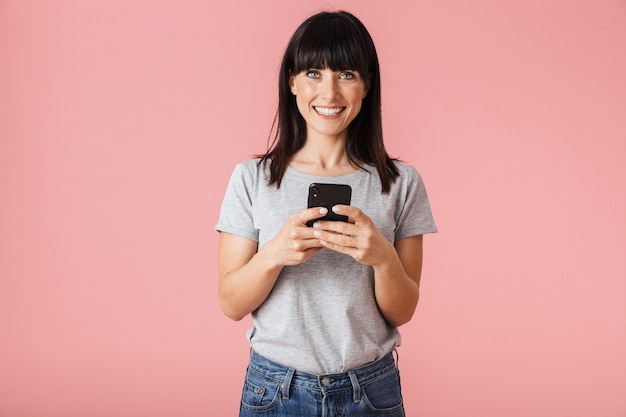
[218, 207, 328, 321]
[311, 206, 424, 327]
[218, 232, 279, 321]
[372, 235, 423, 327]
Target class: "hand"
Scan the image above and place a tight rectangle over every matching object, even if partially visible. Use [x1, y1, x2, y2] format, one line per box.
[311, 205, 395, 266]
[260, 207, 328, 267]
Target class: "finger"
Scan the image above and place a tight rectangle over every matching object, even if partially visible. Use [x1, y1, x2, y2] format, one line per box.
[318, 237, 357, 256]
[313, 228, 356, 248]
[331, 205, 366, 224]
[294, 237, 325, 251]
[312, 219, 356, 236]
[295, 207, 328, 225]
[288, 225, 327, 243]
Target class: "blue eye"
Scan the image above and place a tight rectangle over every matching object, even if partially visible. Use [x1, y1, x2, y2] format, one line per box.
[306, 70, 321, 78]
[339, 72, 356, 80]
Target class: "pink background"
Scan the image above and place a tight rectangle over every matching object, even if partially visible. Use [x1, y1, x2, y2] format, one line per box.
[1, 1, 625, 416]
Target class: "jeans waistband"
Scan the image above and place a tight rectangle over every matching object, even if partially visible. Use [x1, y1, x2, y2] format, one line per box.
[247, 350, 398, 401]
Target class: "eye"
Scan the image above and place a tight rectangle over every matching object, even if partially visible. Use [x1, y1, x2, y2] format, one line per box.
[305, 70, 321, 78]
[339, 72, 356, 80]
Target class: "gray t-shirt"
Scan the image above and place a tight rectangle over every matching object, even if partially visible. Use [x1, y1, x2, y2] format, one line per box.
[216, 159, 437, 374]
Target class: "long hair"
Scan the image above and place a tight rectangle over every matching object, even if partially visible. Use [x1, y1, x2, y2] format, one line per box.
[260, 10, 399, 193]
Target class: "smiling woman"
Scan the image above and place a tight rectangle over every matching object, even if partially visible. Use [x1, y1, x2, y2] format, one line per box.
[215, 10, 437, 417]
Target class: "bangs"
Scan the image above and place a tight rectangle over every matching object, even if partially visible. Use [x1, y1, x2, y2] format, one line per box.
[291, 15, 372, 76]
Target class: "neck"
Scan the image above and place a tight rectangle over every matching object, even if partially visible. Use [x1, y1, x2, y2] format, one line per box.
[290, 139, 358, 177]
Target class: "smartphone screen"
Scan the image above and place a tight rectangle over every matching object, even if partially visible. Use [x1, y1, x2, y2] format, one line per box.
[306, 183, 352, 227]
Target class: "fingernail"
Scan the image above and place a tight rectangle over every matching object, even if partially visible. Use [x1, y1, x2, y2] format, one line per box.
[313, 222, 321, 229]
[332, 205, 340, 213]
[314, 230, 322, 238]
[319, 207, 328, 214]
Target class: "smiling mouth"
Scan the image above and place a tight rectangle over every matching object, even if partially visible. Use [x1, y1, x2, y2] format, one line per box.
[314, 106, 345, 116]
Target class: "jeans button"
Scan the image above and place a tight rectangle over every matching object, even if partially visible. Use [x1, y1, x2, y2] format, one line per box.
[321, 376, 331, 386]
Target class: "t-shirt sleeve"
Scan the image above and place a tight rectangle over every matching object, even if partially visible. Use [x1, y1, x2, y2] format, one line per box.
[394, 166, 437, 241]
[215, 162, 259, 242]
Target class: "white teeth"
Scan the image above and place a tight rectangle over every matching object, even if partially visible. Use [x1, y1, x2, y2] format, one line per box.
[314, 107, 343, 116]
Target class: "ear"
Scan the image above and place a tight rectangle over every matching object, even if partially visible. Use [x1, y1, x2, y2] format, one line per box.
[289, 74, 297, 96]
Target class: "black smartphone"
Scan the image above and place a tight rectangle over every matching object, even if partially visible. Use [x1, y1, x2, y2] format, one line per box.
[306, 183, 352, 227]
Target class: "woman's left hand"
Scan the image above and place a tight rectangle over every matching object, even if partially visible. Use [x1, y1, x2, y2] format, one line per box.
[313, 204, 424, 327]
[311, 205, 394, 267]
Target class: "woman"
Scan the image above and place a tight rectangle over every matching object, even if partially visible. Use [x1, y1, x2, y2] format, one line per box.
[216, 10, 436, 416]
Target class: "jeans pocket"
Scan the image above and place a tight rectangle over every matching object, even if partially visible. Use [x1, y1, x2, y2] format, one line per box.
[240, 366, 282, 412]
[361, 366, 404, 413]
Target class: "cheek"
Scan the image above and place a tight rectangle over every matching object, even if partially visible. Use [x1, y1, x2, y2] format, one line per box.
[349, 103, 363, 122]
[345, 86, 366, 103]
[294, 95, 309, 117]
[347, 92, 364, 114]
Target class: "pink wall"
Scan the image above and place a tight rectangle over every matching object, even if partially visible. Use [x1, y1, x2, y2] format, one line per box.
[1, 1, 625, 416]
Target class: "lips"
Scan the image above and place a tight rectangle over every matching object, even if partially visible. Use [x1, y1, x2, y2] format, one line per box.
[314, 106, 345, 116]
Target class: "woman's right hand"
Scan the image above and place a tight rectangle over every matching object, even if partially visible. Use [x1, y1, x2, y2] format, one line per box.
[218, 207, 328, 321]
[260, 206, 328, 267]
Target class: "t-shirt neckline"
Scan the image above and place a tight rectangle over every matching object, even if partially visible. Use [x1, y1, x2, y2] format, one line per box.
[285, 164, 372, 182]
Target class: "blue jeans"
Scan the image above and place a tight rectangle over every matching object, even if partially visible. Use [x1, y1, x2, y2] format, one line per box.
[239, 350, 406, 417]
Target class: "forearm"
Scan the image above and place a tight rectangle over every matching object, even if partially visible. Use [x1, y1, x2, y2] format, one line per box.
[219, 247, 283, 321]
[218, 210, 326, 321]
[373, 253, 420, 327]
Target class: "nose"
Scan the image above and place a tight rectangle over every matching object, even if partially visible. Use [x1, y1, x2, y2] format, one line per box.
[320, 75, 338, 100]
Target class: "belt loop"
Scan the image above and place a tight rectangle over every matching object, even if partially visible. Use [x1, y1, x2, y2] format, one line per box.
[393, 348, 399, 368]
[348, 371, 361, 403]
[282, 368, 295, 400]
